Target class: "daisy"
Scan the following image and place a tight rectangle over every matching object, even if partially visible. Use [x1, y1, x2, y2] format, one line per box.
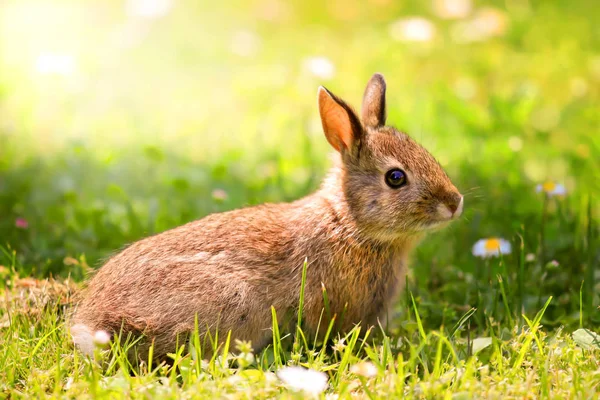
[472, 238, 511, 258]
[276, 366, 328, 396]
[536, 181, 566, 197]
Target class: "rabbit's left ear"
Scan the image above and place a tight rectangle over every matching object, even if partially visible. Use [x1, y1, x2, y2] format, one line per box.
[318, 86, 363, 152]
[361, 73, 387, 128]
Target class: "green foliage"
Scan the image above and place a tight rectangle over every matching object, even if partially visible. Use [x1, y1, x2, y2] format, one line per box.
[1, 279, 600, 398]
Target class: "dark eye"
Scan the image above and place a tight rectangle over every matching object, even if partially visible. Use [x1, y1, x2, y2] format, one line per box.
[385, 169, 407, 189]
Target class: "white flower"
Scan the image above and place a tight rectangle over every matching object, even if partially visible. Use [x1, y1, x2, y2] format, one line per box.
[472, 238, 511, 258]
[389, 17, 436, 43]
[331, 337, 346, 353]
[64, 377, 74, 390]
[350, 361, 378, 378]
[126, 0, 172, 19]
[433, 0, 472, 19]
[536, 182, 566, 197]
[525, 253, 536, 262]
[93, 330, 111, 346]
[35, 52, 76, 76]
[277, 366, 328, 395]
[264, 371, 278, 385]
[304, 57, 336, 80]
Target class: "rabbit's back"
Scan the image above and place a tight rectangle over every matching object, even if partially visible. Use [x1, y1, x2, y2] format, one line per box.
[72, 203, 305, 355]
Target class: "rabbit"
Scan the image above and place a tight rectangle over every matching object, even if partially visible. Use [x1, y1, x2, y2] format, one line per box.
[70, 73, 463, 360]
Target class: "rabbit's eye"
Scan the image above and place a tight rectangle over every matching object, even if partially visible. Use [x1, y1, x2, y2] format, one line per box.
[385, 169, 407, 188]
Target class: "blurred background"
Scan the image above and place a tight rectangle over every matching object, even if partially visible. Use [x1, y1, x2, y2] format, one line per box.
[0, 0, 598, 327]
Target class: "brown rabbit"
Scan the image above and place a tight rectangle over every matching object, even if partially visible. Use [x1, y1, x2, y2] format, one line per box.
[71, 74, 463, 359]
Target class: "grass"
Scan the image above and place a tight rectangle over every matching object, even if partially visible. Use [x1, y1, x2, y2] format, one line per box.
[1, 0, 600, 398]
[1, 269, 600, 398]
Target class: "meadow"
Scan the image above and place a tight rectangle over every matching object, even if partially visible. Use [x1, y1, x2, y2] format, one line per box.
[1, 0, 599, 398]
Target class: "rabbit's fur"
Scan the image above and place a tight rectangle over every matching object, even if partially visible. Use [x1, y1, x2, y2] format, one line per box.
[71, 74, 463, 359]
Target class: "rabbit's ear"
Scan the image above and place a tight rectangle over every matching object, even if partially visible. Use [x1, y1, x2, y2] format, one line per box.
[318, 86, 363, 152]
[361, 73, 387, 128]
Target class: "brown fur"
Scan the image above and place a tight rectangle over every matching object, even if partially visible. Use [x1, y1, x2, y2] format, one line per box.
[71, 73, 463, 359]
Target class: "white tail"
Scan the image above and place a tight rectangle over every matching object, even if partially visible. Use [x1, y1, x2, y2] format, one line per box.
[70, 323, 95, 355]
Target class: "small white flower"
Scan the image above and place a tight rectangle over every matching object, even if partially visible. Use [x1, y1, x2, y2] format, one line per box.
[350, 361, 378, 378]
[331, 337, 346, 353]
[126, 0, 172, 19]
[93, 330, 111, 346]
[472, 238, 511, 258]
[277, 366, 328, 395]
[64, 377, 74, 390]
[389, 17, 436, 43]
[236, 351, 254, 368]
[525, 253, 536, 262]
[227, 374, 243, 386]
[304, 57, 336, 80]
[433, 0, 472, 19]
[264, 371, 278, 385]
[536, 182, 566, 197]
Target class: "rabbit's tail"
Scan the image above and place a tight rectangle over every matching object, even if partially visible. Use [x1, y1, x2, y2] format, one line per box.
[70, 323, 95, 355]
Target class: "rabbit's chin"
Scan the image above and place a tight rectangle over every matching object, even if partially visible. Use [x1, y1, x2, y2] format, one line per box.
[419, 219, 453, 232]
[370, 219, 451, 242]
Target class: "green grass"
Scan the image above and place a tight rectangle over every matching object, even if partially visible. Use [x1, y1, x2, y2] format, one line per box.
[1, 0, 600, 397]
[1, 267, 600, 398]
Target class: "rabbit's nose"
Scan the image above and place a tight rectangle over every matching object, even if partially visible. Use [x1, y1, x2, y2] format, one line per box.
[447, 195, 464, 218]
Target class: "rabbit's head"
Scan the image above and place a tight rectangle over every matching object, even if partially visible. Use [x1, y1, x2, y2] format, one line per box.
[318, 73, 463, 242]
